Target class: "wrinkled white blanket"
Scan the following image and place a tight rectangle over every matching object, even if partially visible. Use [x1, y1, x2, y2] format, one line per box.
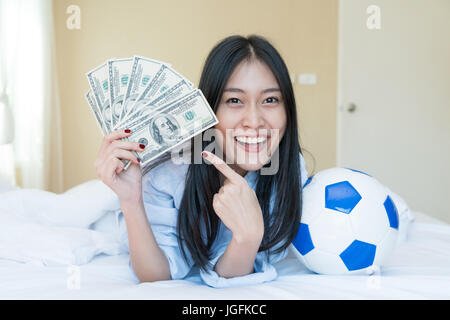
[0, 179, 414, 268]
[0, 180, 126, 266]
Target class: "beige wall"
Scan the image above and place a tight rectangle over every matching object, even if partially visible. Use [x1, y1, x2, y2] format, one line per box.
[53, 0, 337, 191]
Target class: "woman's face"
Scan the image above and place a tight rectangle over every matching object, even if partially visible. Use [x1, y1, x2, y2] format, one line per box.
[214, 59, 287, 175]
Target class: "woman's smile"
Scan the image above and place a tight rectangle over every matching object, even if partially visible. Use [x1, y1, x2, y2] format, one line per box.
[234, 134, 269, 153]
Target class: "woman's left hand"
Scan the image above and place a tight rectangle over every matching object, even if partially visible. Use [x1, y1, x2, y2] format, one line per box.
[202, 151, 264, 246]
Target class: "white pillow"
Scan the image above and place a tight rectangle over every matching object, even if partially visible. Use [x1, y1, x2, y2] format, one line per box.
[0, 177, 17, 194]
[0, 179, 125, 266]
[0, 209, 125, 266]
[0, 179, 120, 228]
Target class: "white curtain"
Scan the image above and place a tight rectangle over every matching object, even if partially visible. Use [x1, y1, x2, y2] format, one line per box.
[0, 0, 63, 191]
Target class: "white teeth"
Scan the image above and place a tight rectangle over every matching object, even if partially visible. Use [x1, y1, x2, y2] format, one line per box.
[235, 136, 266, 144]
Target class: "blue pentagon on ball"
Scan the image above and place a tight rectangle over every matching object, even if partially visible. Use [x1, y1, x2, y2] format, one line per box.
[325, 181, 362, 214]
[292, 223, 314, 255]
[384, 195, 399, 229]
[339, 240, 376, 271]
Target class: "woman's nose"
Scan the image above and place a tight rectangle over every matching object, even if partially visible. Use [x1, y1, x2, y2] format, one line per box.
[242, 104, 265, 129]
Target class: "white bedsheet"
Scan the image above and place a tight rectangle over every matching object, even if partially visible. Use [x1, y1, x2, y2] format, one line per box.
[0, 213, 448, 299]
[0, 179, 449, 299]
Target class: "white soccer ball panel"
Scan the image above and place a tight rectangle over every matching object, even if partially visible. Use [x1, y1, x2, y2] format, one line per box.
[374, 228, 399, 266]
[304, 248, 349, 275]
[301, 186, 324, 225]
[309, 210, 354, 255]
[349, 198, 390, 244]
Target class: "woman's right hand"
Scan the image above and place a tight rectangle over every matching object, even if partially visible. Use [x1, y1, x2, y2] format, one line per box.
[94, 129, 146, 205]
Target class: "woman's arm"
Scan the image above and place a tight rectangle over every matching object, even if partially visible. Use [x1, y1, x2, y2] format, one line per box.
[94, 129, 171, 283]
[122, 199, 171, 282]
[213, 235, 262, 278]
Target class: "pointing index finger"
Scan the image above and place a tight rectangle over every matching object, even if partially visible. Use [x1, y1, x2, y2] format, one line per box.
[202, 151, 243, 184]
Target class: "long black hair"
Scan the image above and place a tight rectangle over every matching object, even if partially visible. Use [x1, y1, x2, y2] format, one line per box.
[177, 35, 303, 271]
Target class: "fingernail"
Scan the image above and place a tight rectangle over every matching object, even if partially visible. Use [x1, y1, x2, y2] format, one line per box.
[201, 151, 207, 158]
[139, 144, 146, 149]
[137, 158, 141, 163]
[124, 129, 131, 133]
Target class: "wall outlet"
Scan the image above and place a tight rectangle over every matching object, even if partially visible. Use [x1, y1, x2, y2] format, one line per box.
[298, 73, 317, 85]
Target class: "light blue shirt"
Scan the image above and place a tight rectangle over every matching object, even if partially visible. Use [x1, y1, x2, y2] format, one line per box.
[119, 154, 308, 288]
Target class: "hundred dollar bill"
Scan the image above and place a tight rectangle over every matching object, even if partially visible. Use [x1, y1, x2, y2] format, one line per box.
[116, 79, 194, 130]
[108, 58, 133, 128]
[122, 89, 218, 168]
[125, 64, 193, 122]
[86, 62, 112, 132]
[121, 56, 168, 123]
[85, 90, 107, 135]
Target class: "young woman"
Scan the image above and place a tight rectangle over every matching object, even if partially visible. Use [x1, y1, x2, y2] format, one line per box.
[94, 35, 308, 288]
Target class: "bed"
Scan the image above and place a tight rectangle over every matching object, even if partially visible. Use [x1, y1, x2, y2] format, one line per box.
[0, 178, 449, 300]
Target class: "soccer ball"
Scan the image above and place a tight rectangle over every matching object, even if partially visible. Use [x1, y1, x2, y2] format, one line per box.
[291, 167, 399, 275]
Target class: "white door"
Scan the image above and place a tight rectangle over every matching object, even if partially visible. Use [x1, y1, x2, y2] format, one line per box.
[337, 0, 450, 222]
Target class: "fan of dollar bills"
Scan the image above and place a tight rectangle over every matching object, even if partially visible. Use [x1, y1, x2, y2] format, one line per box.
[85, 56, 218, 170]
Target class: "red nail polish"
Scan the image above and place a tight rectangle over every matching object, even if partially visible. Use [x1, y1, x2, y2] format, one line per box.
[137, 158, 141, 163]
[124, 129, 131, 133]
[139, 144, 146, 149]
[201, 151, 206, 157]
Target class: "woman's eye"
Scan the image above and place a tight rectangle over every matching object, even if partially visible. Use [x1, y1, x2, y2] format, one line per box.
[226, 98, 241, 104]
[263, 96, 280, 104]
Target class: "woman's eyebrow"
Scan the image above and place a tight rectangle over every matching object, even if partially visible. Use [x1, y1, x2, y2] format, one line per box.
[262, 88, 281, 93]
[223, 87, 245, 93]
